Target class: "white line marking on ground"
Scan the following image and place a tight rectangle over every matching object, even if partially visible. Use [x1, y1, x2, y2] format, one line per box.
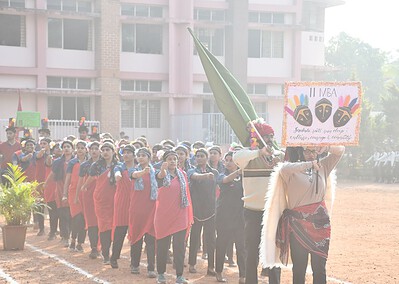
[26, 244, 111, 284]
[0, 267, 19, 284]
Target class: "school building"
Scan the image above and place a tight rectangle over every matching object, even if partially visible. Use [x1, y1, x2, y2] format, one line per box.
[0, 0, 344, 145]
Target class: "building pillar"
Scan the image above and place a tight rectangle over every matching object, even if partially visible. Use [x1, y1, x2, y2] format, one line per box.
[226, 0, 248, 87]
[95, 0, 121, 138]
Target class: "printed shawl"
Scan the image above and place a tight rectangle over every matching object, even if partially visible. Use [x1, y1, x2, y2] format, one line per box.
[276, 201, 331, 265]
[162, 168, 189, 208]
[134, 164, 158, 201]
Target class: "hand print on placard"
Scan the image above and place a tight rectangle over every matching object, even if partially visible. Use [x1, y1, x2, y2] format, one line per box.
[315, 98, 332, 123]
[285, 94, 313, 127]
[333, 96, 360, 127]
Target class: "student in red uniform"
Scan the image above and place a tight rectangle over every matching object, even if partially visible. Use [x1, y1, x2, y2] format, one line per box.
[109, 144, 135, 269]
[176, 144, 194, 173]
[76, 141, 101, 259]
[63, 140, 87, 252]
[83, 141, 118, 264]
[0, 121, 21, 184]
[128, 147, 157, 277]
[12, 138, 37, 182]
[34, 137, 53, 236]
[46, 140, 75, 247]
[155, 150, 193, 284]
[44, 142, 62, 241]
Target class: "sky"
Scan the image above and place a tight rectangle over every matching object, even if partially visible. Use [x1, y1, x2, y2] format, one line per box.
[324, 0, 399, 55]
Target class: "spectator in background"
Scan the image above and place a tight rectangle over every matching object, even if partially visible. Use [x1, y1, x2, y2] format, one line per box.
[0, 121, 21, 184]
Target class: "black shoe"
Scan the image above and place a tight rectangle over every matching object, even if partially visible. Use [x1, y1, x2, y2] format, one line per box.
[89, 249, 99, 259]
[76, 244, 84, 252]
[130, 266, 140, 274]
[207, 269, 216, 276]
[37, 230, 45, 236]
[110, 259, 118, 269]
[216, 272, 227, 282]
[103, 256, 110, 265]
[69, 241, 76, 251]
[261, 268, 269, 277]
[47, 233, 56, 241]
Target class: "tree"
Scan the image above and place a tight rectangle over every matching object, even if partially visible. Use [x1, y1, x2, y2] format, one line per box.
[325, 32, 387, 107]
[381, 84, 399, 145]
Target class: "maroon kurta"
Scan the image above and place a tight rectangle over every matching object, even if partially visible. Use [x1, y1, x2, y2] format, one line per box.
[113, 170, 132, 227]
[68, 163, 83, 218]
[82, 178, 98, 228]
[35, 155, 47, 184]
[128, 174, 156, 244]
[44, 166, 56, 203]
[93, 169, 115, 233]
[154, 172, 193, 240]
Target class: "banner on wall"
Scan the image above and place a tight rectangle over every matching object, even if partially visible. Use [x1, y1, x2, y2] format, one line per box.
[282, 81, 362, 146]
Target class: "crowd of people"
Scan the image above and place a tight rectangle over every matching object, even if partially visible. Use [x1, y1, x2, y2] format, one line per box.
[0, 117, 345, 284]
[365, 148, 399, 183]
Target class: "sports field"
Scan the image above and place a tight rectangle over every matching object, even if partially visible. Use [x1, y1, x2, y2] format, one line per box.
[1, 180, 398, 284]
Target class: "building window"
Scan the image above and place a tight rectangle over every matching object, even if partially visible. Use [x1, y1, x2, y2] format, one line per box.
[0, 14, 26, 47]
[194, 8, 225, 22]
[203, 99, 220, 113]
[121, 3, 163, 18]
[194, 28, 224, 56]
[47, 76, 92, 90]
[48, 96, 90, 120]
[48, 18, 92, 50]
[121, 80, 162, 92]
[121, 99, 161, 128]
[121, 23, 162, 54]
[47, 0, 92, 12]
[247, 84, 267, 95]
[203, 82, 212, 94]
[248, 30, 284, 58]
[0, 0, 25, 8]
[254, 102, 267, 117]
[249, 12, 285, 24]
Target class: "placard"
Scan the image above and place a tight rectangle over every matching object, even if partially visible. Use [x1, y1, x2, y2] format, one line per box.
[282, 81, 362, 146]
[16, 111, 41, 128]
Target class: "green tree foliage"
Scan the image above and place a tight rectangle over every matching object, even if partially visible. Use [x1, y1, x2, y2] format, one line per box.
[325, 32, 387, 106]
[325, 33, 399, 171]
[381, 84, 399, 145]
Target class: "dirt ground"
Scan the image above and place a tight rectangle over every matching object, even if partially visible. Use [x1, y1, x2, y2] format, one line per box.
[0, 179, 398, 284]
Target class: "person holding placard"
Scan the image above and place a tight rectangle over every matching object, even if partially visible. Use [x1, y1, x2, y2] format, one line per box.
[260, 145, 345, 284]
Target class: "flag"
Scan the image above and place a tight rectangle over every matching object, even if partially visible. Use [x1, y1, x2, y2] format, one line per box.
[17, 91, 22, 111]
[188, 28, 258, 146]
